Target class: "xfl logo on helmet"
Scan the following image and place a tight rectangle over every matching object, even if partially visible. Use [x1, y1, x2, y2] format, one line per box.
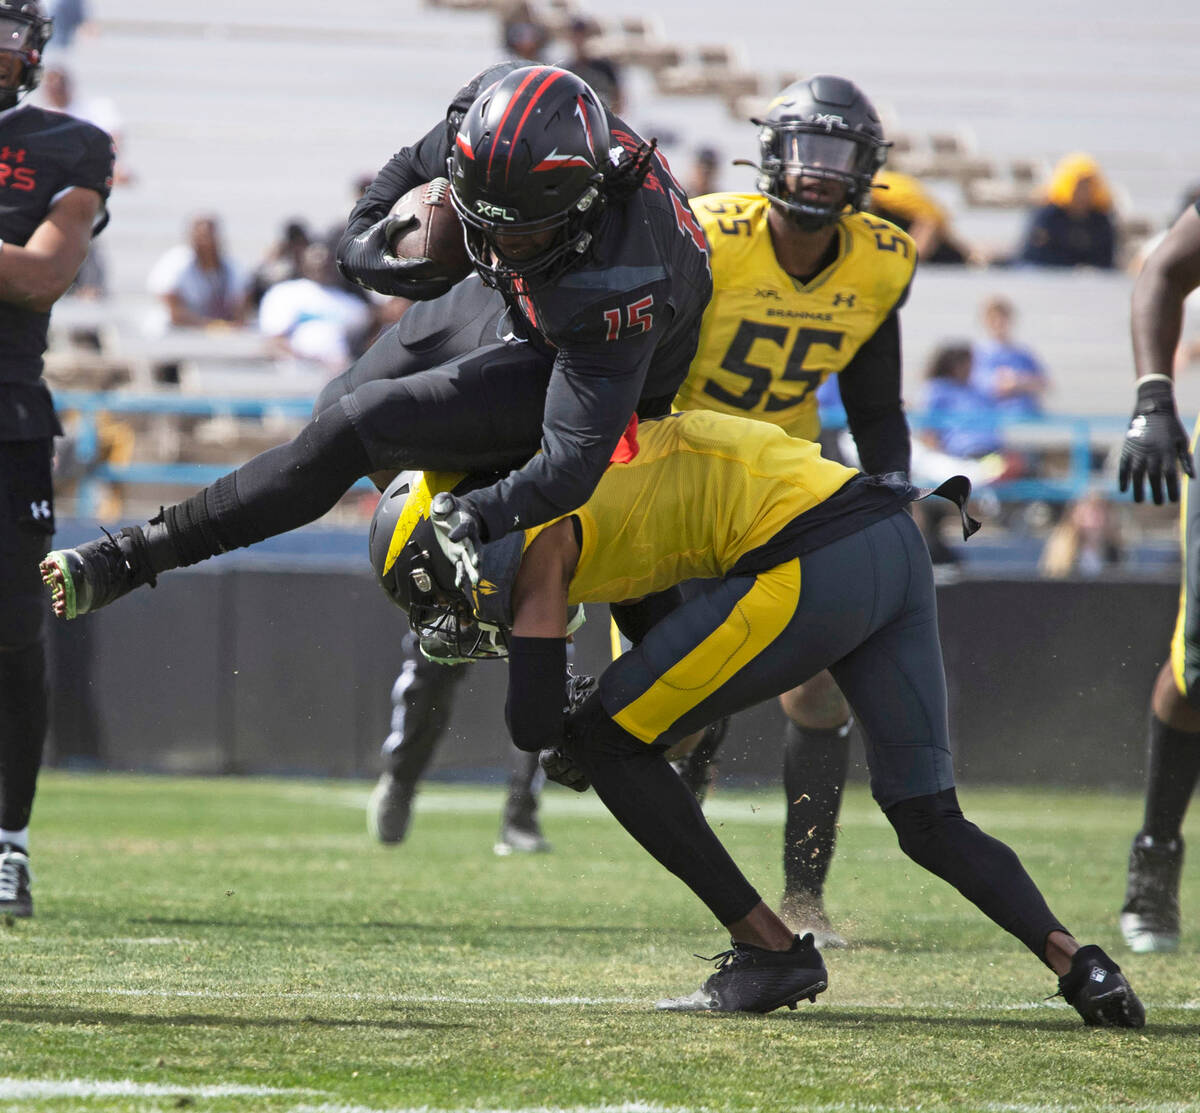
[811, 114, 846, 130]
[475, 200, 517, 222]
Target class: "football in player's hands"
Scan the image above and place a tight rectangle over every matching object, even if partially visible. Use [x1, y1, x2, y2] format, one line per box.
[387, 177, 472, 285]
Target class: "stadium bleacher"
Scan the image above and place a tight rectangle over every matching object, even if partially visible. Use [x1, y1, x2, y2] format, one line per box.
[41, 0, 1200, 532]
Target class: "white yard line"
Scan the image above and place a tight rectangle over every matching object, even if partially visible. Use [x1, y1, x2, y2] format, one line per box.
[0, 1077, 314, 1099]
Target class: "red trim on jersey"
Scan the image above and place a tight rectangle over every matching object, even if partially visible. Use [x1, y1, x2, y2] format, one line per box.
[609, 413, 639, 464]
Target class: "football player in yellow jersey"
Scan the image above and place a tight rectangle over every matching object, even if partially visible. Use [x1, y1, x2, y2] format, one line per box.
[672, 75, 914, 947]
[368, 410, 1144, 1026]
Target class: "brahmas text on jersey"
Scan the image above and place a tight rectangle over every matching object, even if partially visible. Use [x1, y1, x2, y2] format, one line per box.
[0, 104, 114, 439]
[673, 194, 914, 439]
[471, 411, 914, 626]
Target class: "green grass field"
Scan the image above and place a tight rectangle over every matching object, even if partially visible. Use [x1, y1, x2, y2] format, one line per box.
[1, 771, 1197, 1113]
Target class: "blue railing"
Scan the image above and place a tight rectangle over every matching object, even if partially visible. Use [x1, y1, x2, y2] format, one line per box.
[56, 390, 1130, 515]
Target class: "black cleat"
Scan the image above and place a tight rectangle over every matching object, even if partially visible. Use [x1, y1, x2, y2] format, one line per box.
[1120, 833, 1183, 954]
[0, 843, 33, 918]
[41, 527, 158, 620]
[494, 814, 551, 856]
[656, 932, 827, 1014]
[1057, 944, 1146, 1028]
[366, 773, 417, 845]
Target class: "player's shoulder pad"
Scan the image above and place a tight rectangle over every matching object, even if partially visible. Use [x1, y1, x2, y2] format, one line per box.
[843, 210, 917, 286]
[688, 192, 767, 264]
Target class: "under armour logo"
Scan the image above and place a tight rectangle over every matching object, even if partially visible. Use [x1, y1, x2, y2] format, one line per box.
[833, 293, 856, 308]
[29, 499, 51, 520]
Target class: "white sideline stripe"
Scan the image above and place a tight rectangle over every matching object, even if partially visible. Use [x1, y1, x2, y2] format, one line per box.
[283, 1103, 1200, 1113]
[107, 937, 187, 945]
[0, 1077, 313, 1099]
[289, 1105, 697, 1113]
[12, 986, 1200, 1011]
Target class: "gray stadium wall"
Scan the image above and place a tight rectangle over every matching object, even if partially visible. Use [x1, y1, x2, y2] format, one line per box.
[46, 569, 1177, 790]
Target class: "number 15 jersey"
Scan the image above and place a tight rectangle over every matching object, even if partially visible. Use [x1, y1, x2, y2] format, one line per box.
[674, 193, 915, 443]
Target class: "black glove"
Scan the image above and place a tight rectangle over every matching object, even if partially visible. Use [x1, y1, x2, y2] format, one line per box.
[430, 492, 485, 590]
[539, 746, 590, 792]
[1118, 377, 1195, 504]
[337, 213, 455, 301]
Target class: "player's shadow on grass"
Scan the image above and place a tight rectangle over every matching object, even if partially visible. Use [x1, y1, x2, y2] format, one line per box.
[0, 1003, 471, 1033]
[133, 916, 648, 937]
[728, 1009, 1200, 1035]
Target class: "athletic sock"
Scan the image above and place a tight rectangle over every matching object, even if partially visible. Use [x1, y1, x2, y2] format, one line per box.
[782, 718, 851, 896]
[1141, 714, 1200, 842]
[0, 643, 47, 832]
[0, 828, 28, 852]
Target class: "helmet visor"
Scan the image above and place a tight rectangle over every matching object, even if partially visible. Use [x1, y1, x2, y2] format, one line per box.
[779, 131, 862, 174]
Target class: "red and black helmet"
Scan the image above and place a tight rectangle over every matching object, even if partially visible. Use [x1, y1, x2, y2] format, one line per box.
[448, 65, 610, 290]
[0, 0, 52, 109]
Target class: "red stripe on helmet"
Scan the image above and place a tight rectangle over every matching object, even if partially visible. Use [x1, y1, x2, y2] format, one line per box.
[486, 67, 548, 184]
[504, 68, 570, 184]
[575, 94, 596, 157]
[456, 134, 474, 160]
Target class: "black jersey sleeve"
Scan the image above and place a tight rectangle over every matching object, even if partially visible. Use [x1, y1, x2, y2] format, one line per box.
[337, 62, 519, 254]
[337, 120, 450, 252]
[837, 309, 911, 476]
[463, 322, 660, 540]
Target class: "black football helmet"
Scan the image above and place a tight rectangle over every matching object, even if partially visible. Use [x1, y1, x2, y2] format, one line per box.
[0, 0, 51, 109]
[750, 75, 889, 231]
[448, 65, 610, 291]
[369, 471, 509, 664]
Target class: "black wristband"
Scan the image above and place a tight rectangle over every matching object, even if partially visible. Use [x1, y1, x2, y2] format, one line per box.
[504, 636, 568, 752]
[1135, 377, 1177, 412]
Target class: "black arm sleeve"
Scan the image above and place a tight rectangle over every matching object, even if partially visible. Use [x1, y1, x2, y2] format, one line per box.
[505, 636, 568, 752]
[837, 310, 911, 476]
[336, 120, 451, 259]
[463, 338, 654, 540]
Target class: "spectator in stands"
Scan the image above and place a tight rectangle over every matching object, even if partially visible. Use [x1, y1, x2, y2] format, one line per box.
[249, 219, 311, 308]
[1016, 153, 1117, 269]
[147, 214, 251, 330]
[971, 295, 1049, 418]
[684, 146, 721, 198]
[560, 16, 624, 115]
[1039, 489, 1123, 579]
[46, 0, 91, 51]
[500, 1, 549, 62]
[922, 342, 1004, 459]
[868, 169, 979, 264]
[257, 241, 375, 373]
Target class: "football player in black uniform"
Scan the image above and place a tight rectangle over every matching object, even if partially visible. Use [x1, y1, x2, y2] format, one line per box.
[1115, 198, 1200, 953]
[0, 0, 114, 916]
[671, 76, 912, 947]
[41, 68, 711, 667]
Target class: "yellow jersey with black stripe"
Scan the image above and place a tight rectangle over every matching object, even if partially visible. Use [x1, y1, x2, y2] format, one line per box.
[524, 411, 857, 606]
[673, 194, 915, 439]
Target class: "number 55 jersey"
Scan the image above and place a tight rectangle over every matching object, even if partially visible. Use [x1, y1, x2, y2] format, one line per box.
[674, 193, 915, 468]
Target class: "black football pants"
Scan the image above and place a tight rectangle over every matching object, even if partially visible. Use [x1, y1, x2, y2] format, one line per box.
[0, 439, 55, 832]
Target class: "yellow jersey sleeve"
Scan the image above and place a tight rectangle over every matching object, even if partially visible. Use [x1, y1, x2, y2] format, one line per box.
[674, 194, 915, 439]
